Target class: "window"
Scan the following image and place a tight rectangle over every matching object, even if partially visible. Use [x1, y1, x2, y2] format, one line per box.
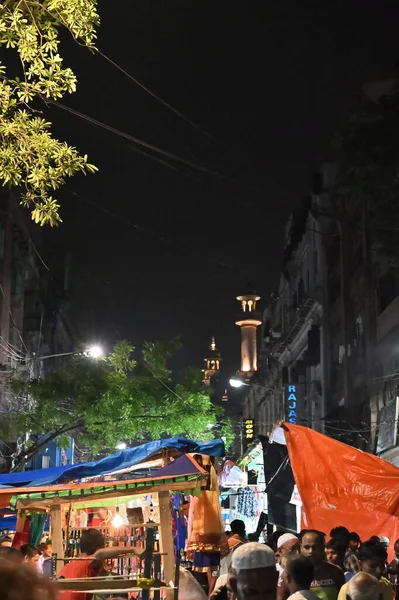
[42, 455, 50, 469]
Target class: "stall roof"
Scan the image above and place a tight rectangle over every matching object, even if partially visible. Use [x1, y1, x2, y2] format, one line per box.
[0, 437, 224, 488]
[2, 454, 206, 509]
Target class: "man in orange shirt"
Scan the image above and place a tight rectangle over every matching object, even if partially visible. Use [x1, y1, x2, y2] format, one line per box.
[228, 520, 246, 550]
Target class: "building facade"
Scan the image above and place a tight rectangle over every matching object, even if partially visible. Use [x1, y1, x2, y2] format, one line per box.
[242, 149, 399, 461]
[242, 192, 327, 438]
[0, 190, 76, 472]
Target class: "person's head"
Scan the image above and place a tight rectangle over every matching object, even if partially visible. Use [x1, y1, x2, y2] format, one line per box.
[210, 584, 228, 600]
[20, 544, 41, 569]
[379, 537, 389, 550]
[301, 530, 326, 566]
[0, 561, 56, 600]
[330, 526, 350, 548]
[276, 533, 300, 567]
[368, 537, 380, 544]
[394, 539, 399, 558]
[267, 530, 285, 552]
[79, 529, 105, 555]
[285, 556, 314, 594]
[229, 542, 277, 600]
[326, 539, 347, 567]
[248, 533, 259, 542]
[230, 520, 246, 538]
[0, 536, 12, 547]
[358, 541, 388, 580]
[0, 546, 23, 564]
[349, 533, 361, 553]
[39, 542, 52, 558]
[347, 572, 381, 600]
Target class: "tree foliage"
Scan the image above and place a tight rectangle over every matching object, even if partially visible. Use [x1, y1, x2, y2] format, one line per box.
[334, 85, 399, 262]
[5, 340, 230, 470]
[0, 0, 99, 226]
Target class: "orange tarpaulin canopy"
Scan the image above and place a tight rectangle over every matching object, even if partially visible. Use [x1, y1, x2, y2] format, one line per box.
[283, 423, 399, 552]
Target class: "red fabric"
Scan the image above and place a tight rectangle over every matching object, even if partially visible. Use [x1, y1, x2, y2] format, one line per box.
[58, 558, 102, 600]
[283, 423, 399, 558]
[12, 515, 29, 549]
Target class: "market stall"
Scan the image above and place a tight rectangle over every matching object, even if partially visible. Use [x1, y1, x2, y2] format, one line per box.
[220, 441, 267, 536]
[0, 437, 226, 597]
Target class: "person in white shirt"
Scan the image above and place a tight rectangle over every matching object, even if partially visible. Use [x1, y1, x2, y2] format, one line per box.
[285, 555, 319, 600]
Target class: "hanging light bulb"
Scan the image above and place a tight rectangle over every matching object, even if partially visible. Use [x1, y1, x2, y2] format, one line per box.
[112, 506, 123, 528]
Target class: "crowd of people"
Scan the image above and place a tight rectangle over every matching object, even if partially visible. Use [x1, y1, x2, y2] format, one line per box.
[0, 535, 53, 576]
[0, 522, 398, 600]
[212, 521, 399, 600]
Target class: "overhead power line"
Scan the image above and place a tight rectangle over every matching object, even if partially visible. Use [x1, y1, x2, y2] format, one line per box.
[95, 48, 234, 156]
[51, 101, 223, 178]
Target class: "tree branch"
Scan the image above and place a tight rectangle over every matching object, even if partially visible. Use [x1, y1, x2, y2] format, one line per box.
[11, 419, 85, 472]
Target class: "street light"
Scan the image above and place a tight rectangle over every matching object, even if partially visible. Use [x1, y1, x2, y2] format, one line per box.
[229, 377, 249, 388]
[85, 345, 104, 359]
[229, 376, 276, 392]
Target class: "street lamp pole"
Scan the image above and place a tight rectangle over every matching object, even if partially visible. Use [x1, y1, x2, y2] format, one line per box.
[31, 345, 104, 362]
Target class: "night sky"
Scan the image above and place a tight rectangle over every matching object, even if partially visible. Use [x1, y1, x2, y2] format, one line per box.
[41, 0, 399, 377]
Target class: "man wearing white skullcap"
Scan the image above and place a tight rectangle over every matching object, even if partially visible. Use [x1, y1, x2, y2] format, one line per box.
[277, 534, 300, 572]
[276, 534, 300, 600]
[229, 542, 277, 600]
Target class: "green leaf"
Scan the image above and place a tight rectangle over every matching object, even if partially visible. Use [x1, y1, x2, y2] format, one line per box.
[0, 0, 100, 225]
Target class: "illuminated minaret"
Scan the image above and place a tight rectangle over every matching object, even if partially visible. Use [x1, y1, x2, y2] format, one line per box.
[203, 337, 221, 385]
[235, 289, 261, 377]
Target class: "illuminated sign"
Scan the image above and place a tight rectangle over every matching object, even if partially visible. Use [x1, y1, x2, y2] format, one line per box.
[244, 419, 255, 441]
[286, 384, 297, 424]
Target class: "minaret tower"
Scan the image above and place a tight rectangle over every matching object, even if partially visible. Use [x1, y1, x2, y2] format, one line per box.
[235, 289, 261, 377]
[203, 337, 221, 385]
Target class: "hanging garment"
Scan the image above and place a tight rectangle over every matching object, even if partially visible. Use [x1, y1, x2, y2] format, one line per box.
[236, 488, 257, 517]
[172, 494, 187, 553]
[29, 512, 47, 547]
[187, 457, 228, 570]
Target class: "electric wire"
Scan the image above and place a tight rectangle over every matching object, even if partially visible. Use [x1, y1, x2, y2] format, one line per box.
[95, 48, 233, 155]
[51, 101, 224, 177]
[51, 100, 268, 198]
[66, 187, 252, 274]
[141, 360, 185, 403]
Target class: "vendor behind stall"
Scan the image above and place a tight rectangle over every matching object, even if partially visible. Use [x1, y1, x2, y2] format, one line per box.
[58, 530, 106, 600]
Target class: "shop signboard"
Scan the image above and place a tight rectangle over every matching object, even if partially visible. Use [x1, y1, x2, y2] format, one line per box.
[242, 418, 255, 452]
[377, 397, 399, 454]
[285, 383, 305, 424]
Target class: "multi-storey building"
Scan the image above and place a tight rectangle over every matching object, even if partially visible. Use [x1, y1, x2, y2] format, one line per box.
[243, 192, 327, 438]
[0, 189, 76, 471]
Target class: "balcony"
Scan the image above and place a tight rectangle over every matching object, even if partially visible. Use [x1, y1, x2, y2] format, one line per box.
[272, 297, 318, 358]
[377, 295, 399, 343]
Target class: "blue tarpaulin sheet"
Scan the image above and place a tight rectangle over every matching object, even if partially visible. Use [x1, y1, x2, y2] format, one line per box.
[0, 437, 224, 488]
[0, 516, 16, 530]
